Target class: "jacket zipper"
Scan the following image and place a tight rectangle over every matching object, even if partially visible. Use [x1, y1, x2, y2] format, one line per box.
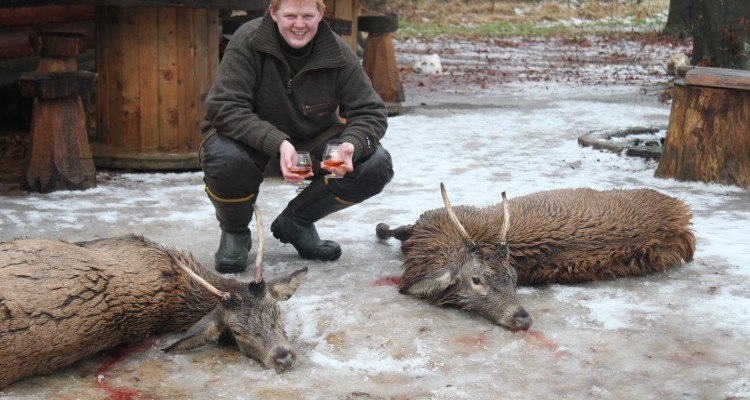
[302, 99, 337, 117]
[285, 65, 328, 96]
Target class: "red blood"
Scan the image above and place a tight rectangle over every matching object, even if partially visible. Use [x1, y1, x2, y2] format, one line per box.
[95, 341, 152, 400]
[373, 276, 401, 287]
[100, 385, 140, 400]
[525, 330, 559, 351]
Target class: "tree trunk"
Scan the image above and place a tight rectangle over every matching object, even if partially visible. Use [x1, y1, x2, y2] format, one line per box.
[655, 79, 750, 188]
[691, 0, 750, 69]
[663, 0, 692, 38]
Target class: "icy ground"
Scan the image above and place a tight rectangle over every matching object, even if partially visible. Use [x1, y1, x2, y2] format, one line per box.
[1, 35, 749, 400]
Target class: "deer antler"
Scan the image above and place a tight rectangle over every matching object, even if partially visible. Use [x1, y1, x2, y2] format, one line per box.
[167, 250, 231, 301]
[498, 191, 511, 260]
[440, 182, 476, 246]
[252, 204, 264, 284]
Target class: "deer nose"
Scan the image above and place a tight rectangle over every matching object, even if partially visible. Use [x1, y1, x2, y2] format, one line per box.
[273, 347, 295, 370]
[514, 309, 532, 331]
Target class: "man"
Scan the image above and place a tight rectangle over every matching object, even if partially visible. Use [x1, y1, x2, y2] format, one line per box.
[200, 0, 393, 273]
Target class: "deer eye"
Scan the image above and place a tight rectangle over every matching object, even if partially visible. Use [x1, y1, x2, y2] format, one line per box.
[471, 276, 481, 285]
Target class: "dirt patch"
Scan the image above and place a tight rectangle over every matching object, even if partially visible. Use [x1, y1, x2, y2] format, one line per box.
[394, 32, 688, 103]
[362, 0, 670, 27]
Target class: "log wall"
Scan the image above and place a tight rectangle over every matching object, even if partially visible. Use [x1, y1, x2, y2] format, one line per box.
[0, 6, 95, 61]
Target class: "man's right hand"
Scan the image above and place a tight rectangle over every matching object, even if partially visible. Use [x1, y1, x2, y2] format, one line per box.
[279, 140, 313, 182]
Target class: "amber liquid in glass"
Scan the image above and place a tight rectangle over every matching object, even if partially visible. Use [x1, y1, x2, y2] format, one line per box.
[289, 167, 312, 177]
[322, 160, 344, 169]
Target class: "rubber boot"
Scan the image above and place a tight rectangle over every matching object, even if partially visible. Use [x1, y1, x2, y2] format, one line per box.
[208, 189, 256, 273]
[271, 180, 356, 261]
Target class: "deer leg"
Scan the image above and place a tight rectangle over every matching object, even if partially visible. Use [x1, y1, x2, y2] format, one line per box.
[376, 223, 414, 241]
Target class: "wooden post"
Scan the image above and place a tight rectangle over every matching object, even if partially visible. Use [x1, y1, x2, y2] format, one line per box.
[18, 72, 98, 193]
[92, 6, 219, 170]
[655, 68, 750, 188]
[30, 32, 86, 73]
[323, 0, 358, 52]
[359, 13, 404, 114]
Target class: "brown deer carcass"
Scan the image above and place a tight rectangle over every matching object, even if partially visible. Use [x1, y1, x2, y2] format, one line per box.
[377, 184, 695, 332]
[0, 206, 306, 388]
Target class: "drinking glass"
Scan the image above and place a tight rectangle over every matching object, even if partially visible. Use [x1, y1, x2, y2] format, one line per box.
[289, 151, 312, 192]
[321, 144, 344, 179]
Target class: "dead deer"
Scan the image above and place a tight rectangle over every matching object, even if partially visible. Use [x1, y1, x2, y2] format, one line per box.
[0, 206, 306, 388]
[377, 184, 695, 332]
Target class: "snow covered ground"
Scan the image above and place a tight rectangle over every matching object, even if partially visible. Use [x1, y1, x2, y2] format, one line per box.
[1, 36, 749, 400]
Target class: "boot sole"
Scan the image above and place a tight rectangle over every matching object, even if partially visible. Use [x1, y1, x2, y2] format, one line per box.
[272, 229, 342, 261]
[215, 263, 247, 274]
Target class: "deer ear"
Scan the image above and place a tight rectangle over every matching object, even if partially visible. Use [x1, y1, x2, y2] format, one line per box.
[267, 267, 308, 301]
[162, 307, 222, 352]
[400, 265, 458, 299]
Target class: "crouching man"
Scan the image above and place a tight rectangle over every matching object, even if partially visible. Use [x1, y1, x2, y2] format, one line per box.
[200, 0, 393, 272]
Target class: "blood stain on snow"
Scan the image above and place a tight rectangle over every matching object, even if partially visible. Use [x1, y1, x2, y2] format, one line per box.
[457, 332, 487, 347]
[522, 329, 568, 358]
[95, 341, 153, 400]
[373, 276, 401, 287]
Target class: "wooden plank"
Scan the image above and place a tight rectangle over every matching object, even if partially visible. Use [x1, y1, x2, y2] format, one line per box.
[192, 8, 209, 151]
[95, 6, 111, 146]
[157, 7, 179, 150]
[685, 67, 750, 90]
[206, 9, 219, 114]
[176, 7, 196, 150]
[106, 6, 125, 147]
[120, 6, 141, 149]
[138, 7, 159, 151]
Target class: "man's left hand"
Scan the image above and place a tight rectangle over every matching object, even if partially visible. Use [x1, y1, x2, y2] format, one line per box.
[322, 142, 354, 177]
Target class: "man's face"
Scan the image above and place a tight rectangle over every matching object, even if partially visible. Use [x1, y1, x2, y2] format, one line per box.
[270, 0, 324, 49]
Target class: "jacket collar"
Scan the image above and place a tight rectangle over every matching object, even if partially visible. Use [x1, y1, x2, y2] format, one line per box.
[250, 13, 346, 70]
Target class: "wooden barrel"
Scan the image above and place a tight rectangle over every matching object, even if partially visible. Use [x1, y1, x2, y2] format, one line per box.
[92, 6, 220, 170]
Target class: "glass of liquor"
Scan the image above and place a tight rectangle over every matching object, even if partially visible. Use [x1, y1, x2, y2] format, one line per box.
[321, 143, 344, 179]
[289, 151, 312, 192]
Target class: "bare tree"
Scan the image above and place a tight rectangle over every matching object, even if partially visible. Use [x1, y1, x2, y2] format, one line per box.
[691, 0, 750, 69]
[663, 0, 692, 37]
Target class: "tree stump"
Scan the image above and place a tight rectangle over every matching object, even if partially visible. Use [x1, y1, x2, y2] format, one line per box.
[359, 13, 404, 114]
[18, 71, 97, 193]
[655, 68, 750, 188]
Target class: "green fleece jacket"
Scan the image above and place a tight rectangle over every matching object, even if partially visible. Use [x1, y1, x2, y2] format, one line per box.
[201, 13, 387, 162]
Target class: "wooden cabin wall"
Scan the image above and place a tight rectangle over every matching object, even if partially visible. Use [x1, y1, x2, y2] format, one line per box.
[0, 6, 96, 62]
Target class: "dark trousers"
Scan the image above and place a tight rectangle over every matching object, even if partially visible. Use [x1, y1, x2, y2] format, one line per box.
[200, 127, 394, 204]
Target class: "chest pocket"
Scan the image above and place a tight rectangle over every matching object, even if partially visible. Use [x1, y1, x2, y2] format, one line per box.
[302, 99, 338, 120]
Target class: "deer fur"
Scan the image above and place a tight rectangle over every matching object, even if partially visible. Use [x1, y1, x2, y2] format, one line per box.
[377, 186, 695, 331]
[0, 233, 306, 388]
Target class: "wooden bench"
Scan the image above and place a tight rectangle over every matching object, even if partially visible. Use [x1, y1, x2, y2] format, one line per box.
[655, 67, 750, 188]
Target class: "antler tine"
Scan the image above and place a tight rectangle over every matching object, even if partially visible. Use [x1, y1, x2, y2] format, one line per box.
[440, 182, 475, 246]
[166, 249, 230, 301]
[252, 204, 264, 284]
[500, 191, 510, 243]
[499, 191, 511, 260]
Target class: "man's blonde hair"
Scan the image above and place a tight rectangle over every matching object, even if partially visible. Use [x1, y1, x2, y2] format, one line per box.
[270, 0, 325, 12]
